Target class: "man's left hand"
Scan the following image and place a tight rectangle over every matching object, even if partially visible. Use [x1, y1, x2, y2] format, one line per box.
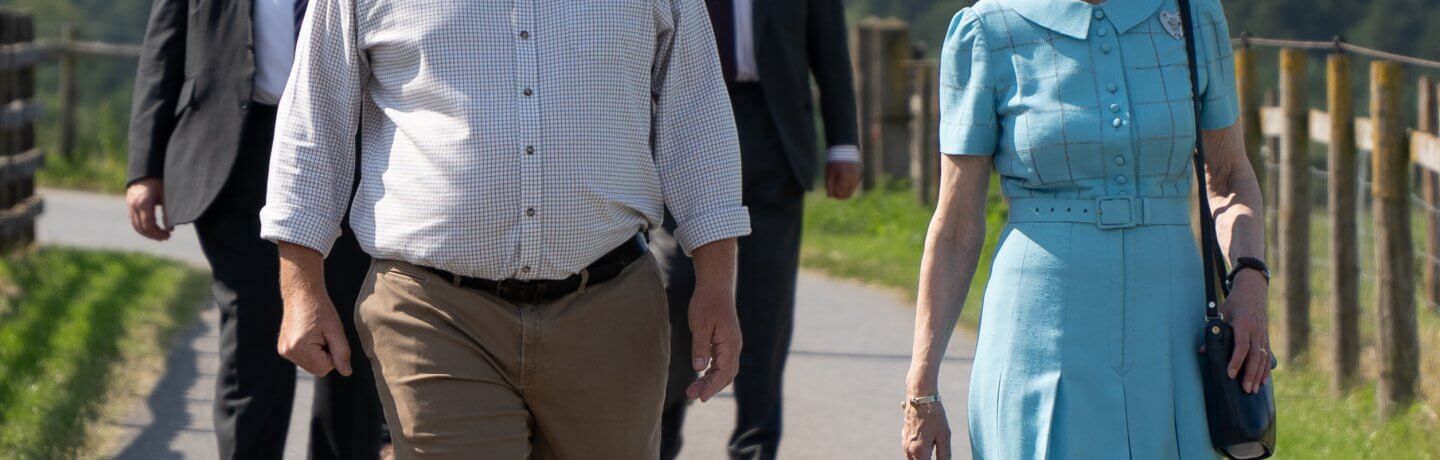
[685, 239, 742, 402]
[826, 161, 861, 200]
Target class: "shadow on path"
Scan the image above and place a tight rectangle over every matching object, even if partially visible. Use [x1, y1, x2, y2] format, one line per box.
[114, 305, 210, 460]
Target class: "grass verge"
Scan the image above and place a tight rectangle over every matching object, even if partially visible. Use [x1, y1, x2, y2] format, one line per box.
[799, 186, 1440, 457]
[0, 248, 209, 458]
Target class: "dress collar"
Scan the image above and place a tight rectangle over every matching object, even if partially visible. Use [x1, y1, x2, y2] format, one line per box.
[1004, 0, 1164, 40]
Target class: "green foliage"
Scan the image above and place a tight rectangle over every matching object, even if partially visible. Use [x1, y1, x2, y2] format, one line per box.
[0, 249, 208, 458]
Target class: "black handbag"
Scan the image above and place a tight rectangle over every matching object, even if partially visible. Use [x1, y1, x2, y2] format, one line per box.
[1175, 0, 1278, 458]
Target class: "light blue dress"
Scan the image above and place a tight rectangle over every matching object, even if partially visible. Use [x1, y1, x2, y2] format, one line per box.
[939, 0, 1238, 458]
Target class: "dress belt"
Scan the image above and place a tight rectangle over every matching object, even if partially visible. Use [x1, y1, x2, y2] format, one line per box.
[1007, 197, 1192, 229]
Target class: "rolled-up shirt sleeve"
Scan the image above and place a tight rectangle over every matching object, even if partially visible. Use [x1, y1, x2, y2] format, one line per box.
[259, 0, 365, 256]
[651, 0, 752, 254]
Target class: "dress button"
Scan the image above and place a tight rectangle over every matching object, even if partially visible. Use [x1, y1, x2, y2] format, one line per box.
[1110, 103, 1121, 113]
[1114, 155, 1126, 165]
[523, 88, 533, 96]
[1097, 28, 1108, 37]
[1113, 118, 1124, 128]
[1107, 83, 1118, 93]
[1102, 43, 1113, 53]
[525, 208, 536, 217]
[525, 145, 535, 155]
[1093, 10, 1106, 20]
[1115, 175, 1128, 185]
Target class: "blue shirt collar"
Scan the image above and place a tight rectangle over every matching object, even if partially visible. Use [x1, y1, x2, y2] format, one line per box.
[1005, 0, 1164, 40]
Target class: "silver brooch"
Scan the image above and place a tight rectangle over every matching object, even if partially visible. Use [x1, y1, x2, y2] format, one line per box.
[1159, 10, 1184, 40]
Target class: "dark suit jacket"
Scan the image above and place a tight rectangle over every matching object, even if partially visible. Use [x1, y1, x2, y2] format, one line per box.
[128, 0, 258, 226]
[742, 0, 859, 190]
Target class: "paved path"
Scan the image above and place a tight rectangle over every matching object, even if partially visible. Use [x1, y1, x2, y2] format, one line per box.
[37, 188, 976, 459]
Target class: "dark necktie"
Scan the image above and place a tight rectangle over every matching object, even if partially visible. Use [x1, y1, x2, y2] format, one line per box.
[294, 0, 309, 40]
[704, 0, 736, 81]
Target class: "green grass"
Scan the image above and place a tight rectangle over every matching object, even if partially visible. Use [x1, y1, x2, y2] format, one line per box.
[800, 185, 1440, 458]
[36, 150, 129, 194]
[0, 248, 208, 458]
[800, 179, 1006, 327]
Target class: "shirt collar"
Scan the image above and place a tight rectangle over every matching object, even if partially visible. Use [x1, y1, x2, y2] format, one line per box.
[1005, 0, 1164, 40]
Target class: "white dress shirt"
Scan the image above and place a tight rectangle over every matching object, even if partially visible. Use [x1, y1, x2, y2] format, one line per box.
[260, 0, 752, 281]
[251, 0, 297, 105]
[729, 0, 857, 163]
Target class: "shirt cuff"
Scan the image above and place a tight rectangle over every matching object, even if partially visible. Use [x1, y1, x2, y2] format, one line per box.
[826, 145, 860, 163]
[672, 206, 752, 256]
[259, 202, 343, 257]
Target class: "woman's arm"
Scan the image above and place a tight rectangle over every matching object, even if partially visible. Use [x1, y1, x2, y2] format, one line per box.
[903, 154, 992, 460]
[1202, 121, 1271, 393]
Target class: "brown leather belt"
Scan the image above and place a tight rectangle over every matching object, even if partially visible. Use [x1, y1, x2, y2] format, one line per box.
[423, 233, 648, 304]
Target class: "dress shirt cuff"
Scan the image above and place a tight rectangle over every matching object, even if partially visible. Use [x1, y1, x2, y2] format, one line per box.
[259, 203, 343, 257]
[672, 206, 753, 256]
[826, 145, 860, 163]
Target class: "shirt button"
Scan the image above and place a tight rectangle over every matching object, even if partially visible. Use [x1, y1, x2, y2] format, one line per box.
[1113, 118, 1124, 128]
[523, 88, 533, 96]
[525, 145, 535, 155]
[1110, 103, 1121, 113]
[1102, 43, 1113, 53]
[521, 266, 531, 274]
[1093, 10, 1106, 20]
[1097, 28, 1108, 37]
[525, 208, 536, 217]
[1114, 155, 1126, 165]
[1107, 83, 1118, 93]
[1115, 175, 1128, 185]
[519, 30, 530, 40]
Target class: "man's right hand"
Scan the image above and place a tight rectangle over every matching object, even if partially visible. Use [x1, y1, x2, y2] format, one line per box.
[126, 178, 172, 241]
[277, 242, 353, 377]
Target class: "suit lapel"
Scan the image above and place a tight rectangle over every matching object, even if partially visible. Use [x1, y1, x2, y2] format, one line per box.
[751, 0, 771, 44]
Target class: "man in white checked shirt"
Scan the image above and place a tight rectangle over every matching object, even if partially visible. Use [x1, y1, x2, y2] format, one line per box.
[260, 0, 751, 457]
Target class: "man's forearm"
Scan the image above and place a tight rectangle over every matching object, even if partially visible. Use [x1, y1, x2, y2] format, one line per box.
[690, 238, 738, 294]
[278, 242, 330, 304]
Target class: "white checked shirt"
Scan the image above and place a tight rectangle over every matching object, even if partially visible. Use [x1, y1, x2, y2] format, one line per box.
[260, 0, 752, 281]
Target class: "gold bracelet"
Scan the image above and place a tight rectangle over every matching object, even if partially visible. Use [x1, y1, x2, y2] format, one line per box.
[900, 395, 942, 409]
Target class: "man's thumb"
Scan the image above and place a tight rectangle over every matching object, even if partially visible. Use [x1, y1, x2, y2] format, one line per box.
[325, 326, 353, 376]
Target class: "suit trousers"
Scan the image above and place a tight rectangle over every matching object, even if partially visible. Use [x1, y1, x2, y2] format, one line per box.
[656, 83, 805, 460]
[193, 105, 385, 459]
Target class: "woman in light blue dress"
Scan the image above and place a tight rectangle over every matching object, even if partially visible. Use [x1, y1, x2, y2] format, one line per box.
[901, 0, 1271, 458]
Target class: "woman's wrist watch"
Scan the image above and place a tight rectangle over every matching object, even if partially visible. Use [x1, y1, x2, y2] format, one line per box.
[901, 395, 942, 409]
[1226, 256, 1270, 287]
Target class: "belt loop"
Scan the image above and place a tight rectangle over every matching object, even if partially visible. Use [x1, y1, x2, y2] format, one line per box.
[577, 269, 591, 294]
[1140, 198, 1152, 225]
[452, 273, 462, 287]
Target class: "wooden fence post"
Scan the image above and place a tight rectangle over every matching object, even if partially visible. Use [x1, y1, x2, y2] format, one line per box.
[1372, 60, 1418, 417]
[58, 23, 77, 160]
[909, 59, 939, 205]
[1327, 52, 1359, 391]
[1236, 43, 1265, 205]
[1264, 90, 1279, 257]
[1278, 48, 1311, 362]
[858, 18, 912, 190]
[1418, 76, 1440, 315]
[0, 10, 40, 252]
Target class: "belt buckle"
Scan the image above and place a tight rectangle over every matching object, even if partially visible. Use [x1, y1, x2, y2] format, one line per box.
[497, 280, 544, 304]
[1095, 196, 1139, 230]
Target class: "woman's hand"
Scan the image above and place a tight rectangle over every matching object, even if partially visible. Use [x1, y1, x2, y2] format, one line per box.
[902, 402, 952, 460]
[1220, 270, 1271, 393]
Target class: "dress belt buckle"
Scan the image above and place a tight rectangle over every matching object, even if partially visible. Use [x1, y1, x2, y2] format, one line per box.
[496, 279, 546, 304]
[1095, 196, 1140, 230]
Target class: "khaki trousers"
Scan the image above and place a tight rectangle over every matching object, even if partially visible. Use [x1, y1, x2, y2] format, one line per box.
[355, 255, 671, 459]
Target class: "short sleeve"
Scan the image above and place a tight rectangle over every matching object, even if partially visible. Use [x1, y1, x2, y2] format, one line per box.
[938, 9, 999, 156]
[1197, 0, 1238, 130]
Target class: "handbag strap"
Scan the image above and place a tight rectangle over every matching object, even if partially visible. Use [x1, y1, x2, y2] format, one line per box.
[1175, 0, 1231, 320]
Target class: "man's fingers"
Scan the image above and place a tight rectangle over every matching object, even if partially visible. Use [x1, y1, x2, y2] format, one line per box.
[287, 344, 335, 377]
[690, 321, 714, 372]
[323, 325, 353, 376]
[1228, 331, 1251, 380]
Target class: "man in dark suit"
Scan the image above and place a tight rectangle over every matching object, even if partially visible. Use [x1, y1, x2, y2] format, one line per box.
[124, 1, 385, 458]
[653, 0, 860, 458]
